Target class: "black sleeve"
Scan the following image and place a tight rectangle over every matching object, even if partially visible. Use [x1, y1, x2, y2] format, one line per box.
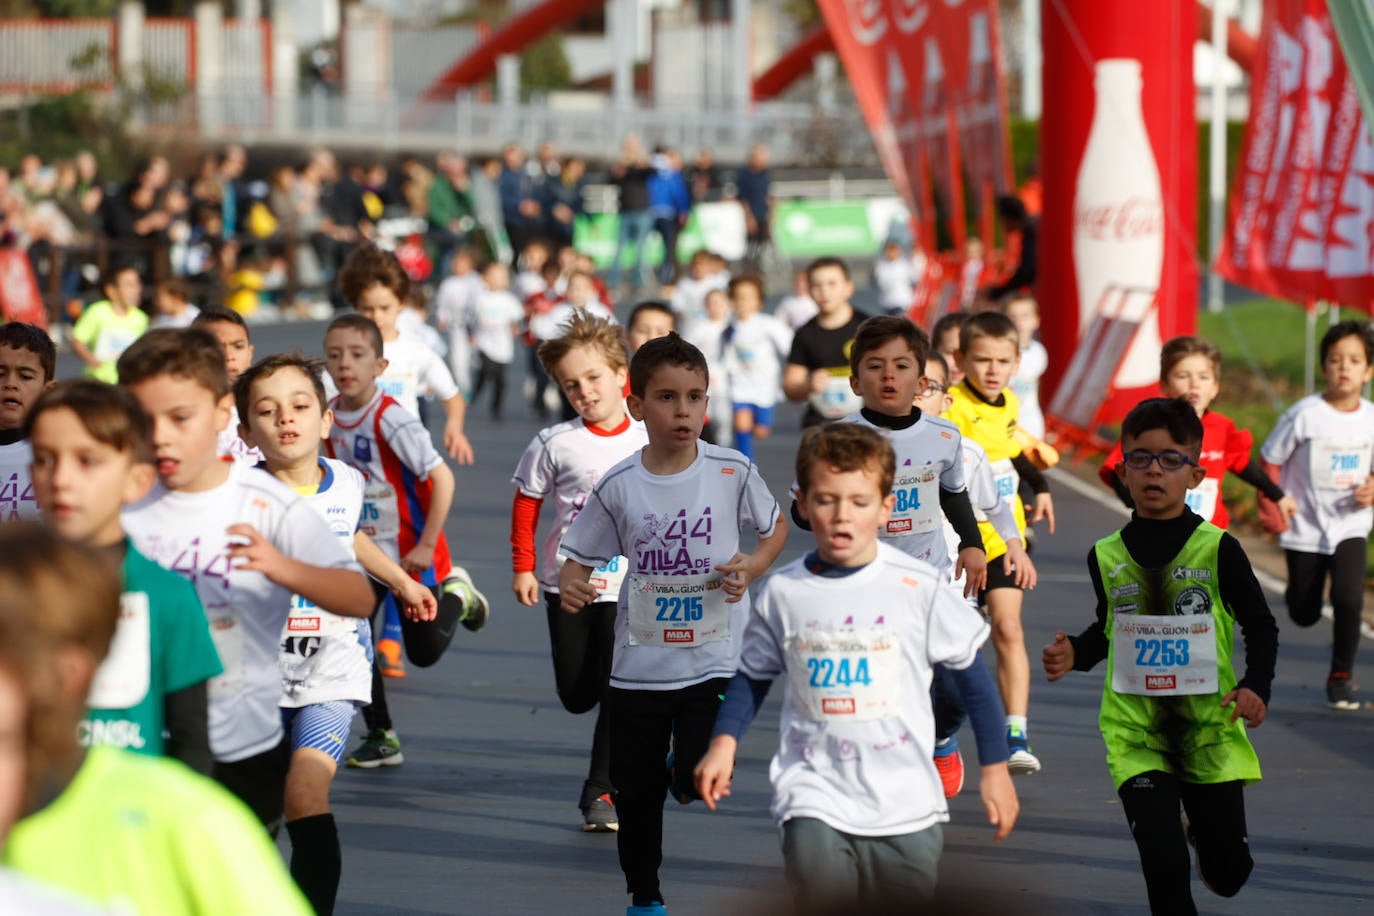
[1233, 460, 1286, 502]
[1109, 473, 1135, 509]
[790, 498, 812, 531]
[1011, 452, 1049, 494]
[164, 682, 212, 776]
[939, 487, 984, 553]
[1068, 545, 1110, 671]
[1217, 533, 1279, 705]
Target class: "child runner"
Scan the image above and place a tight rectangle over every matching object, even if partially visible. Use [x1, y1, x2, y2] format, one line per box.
[773, 267, 818, 331]
[338, 243, 475, 465]
[0, 523, 313, 915]
[1044, 397, 1276, 915]
[469, 260, 525, 420]
[1002, 293, 1047, 439]
[1099, 336, 1292, 530]
[931, 312, 969, 388]
[28, 380, 221, 773]
[783, 257, 870, 428]
[322, 314, 489, 765]
[917, 351, 1036, 796]
[558, 333, 788, 916]
[434, 248, 484, 396]
[948, 311, 1055, 773]
[1259, 320, 1374, 710]
[118, 328, 375, 828]
[151, 277, 201, 329]
[236, 352, 437, 914]
[0, 322, 54, 521]
[71, 264, 148, 384]
[683, 287, 732, 446]
[511, 311, 649, 831]
[695, 423, 1018, 911]
[873, 239, 921, 316]
[625, 301, 677, 358]
[192, 306, 263, 465]
[722, 273, 792, 460]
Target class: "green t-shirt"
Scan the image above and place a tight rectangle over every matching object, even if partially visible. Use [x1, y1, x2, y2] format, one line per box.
[4, 747, 312, 915]
[72, 299, 148, 383]
[81, 543, 223, 756]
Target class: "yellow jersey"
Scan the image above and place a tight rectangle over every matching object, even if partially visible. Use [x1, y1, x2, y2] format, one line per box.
[947, 381, 1026, 557]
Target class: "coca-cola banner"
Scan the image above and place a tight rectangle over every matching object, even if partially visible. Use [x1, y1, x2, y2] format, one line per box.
[1217, 0, 1374, 309]
[816, 0, 1013, 250]
[1039, 0, 1199, 422]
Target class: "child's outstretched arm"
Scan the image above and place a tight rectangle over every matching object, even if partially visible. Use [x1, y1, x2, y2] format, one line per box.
[354, 531, 437, 621]
[557, 558, 597, 613]
[510, 491, 543, 606]
[1042, 631, 1076, 680]
[716, 516, 789, 603]
[695, 671, 773, 810]
[941, 487, 987, 596]
[402, 463, 454, 575]
[227, 524, 374, 618]
[1012, 453, 1055, 533]
[946, 658, 1019, 840]
[440, 392, 475, 464]
[1217, 533, 1279, 727]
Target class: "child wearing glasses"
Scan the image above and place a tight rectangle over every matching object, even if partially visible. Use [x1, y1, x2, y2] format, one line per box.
[1099, 336, 1294, 530]
[1044, 397, 1277, 916]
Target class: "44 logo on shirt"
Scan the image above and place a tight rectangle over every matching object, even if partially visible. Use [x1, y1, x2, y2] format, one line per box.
[0, 471, 33, 519]
[633, 508, 713, 575]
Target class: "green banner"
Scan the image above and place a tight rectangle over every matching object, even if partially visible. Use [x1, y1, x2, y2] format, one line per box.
[771, 200, 878, 257]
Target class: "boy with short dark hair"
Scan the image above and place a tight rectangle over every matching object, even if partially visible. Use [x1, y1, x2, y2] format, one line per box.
[152, 278, 200, 329]
[625, 300, 676, 357]
[783, 257, 870, 427]
[118, 328, 375, 828]
[948, 310, 1054, 772]
[72, 263, 147, 384]
[1044, 397, 1277, 915]
[696, 423, 1017, 911]
[192, 306, 261, 464]
[0, 322, 56, 521]
[559, 332, 788, 916]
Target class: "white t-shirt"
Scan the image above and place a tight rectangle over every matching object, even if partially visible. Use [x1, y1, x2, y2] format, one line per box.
[398, 308, 448, 359]
[945, 436, 1019, 592]
[151, 304, 201, 330]
[379, 335, 459, 418]
[280, 459, 373, 708]
[774, 294, 818, 331]
[122, 462, 359, 763]
[873, 256, 920, 313]
[529, 300, 614, 343]
[0, 439, 39, 520]
[218, 406, 263, 466]
[469, 289, 524, 364]
[512, 417, 649, 597]
[739, 543, 989, 836]
[1261, 393, 1374, 554]
[435, 273, 484, 343]
[840, 411, 966, 576]
[671, 272, 729, 325]
[683, 316, 730, 407]
[1010, 340, 1048, 439]
[514, 269, 547, 302]
[724, 313, 793, 408]
[559, 443, 781, 691]
[326, 389, 444, 562]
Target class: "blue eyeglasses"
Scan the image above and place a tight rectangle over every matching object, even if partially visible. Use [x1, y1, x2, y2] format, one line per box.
[1121, 449, 1199, 471]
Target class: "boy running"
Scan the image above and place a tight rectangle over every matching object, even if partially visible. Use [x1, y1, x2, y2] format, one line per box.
[28, 380, 221, 773]
[1259, 320, 1374, 710]
[722, 273, 792, 460]
[0, 322, 55, 521]
[1044, 397, 1276, 915]
[511, 310, 649, 832]
[71, 264, 147, 384]
[696, 423, 1018, 910]
[192, 306, 263, 465]
[236, 352, 436, 914]
[118, 328, 375, 828]
[559, 332, 788, 916]
[947, 310, 1054, 772]
[783, 257, 870, 428]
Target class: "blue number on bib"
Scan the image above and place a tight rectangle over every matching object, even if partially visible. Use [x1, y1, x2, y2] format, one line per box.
[655, 596, 680, 621]
[893, 487, 921, 513]
[806, 656, 872, 687]
[598, 556, 621, 574]
[1132, 638, 1192, 667]
[997, 476, 1015, 498]
[1333, 453, 1361, 472]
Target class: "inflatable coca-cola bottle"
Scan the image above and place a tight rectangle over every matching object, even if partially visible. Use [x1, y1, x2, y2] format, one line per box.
[1072, 59, 1165, 389]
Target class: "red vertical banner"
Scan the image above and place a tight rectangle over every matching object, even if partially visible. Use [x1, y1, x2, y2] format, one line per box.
[0, 250, 47, 329]
[1040, 0, 1199, 421]
[1217, 0, 1374, 311]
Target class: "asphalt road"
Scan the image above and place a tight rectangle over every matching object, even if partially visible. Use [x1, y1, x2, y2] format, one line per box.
[57, 319, 1374, 916]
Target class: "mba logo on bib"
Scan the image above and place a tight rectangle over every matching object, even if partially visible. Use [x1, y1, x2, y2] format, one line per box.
[1174, 586, 1211, 615]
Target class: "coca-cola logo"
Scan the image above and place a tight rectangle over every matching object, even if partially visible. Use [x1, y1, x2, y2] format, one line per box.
[1074, 198, 1163, 241]
[846, 0, 888, 46]
[889, 0, 930, 34]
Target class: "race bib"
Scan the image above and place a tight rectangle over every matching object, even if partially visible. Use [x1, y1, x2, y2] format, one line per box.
[561, 553, 628, 601]
[86, 592, 151, 709]
[990, 458, 1019, 510]
[1183, 477, 1219, 521]
[206, 613, 244, 701]
[886, 467, 941, 536]
[94, 329, 137, 364]
[626, 573, 730, 647]
[809, 373, 863, 420]
[1311, 439, 1373, 490]
[1111, 614, 1218, 697]
[361, 479, 400, 541]
[787, 629, 901, 721]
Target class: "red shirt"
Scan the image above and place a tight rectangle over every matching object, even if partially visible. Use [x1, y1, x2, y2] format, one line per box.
[1099, 410, 1254, 528]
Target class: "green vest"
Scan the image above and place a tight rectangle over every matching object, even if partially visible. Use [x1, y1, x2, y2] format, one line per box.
[1095, 523, 1261, 789]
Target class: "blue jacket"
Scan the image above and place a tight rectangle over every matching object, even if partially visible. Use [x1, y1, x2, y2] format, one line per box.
[647, 157, 691, 220]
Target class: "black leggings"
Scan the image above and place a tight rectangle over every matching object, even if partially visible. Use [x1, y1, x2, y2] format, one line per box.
[1285, 538, 1366, 676]
[214, 737, 292, 832]
[545, 593, 616, 803]
[472, 353, 508, 417]
[607, 678, 728, 903]
[1118, 772, 1252, 915]
[359, 579, 458, 733]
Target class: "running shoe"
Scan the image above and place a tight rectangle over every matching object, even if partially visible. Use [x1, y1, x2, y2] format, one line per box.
[933, 736, 965, 798]
[581, 793, 619, 833]
[346, 729, 404, 768]
[1007, 726, 1042, 774]
[627, 903, 667, 916]
[376, 637, 406, 678]
[442, 566, 490, 633]
[1326, 675, 1360, 711]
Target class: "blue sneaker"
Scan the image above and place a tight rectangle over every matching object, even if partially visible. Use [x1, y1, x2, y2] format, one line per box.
[1007, 726, 1041, 774]
[627, 904, 667, 916]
